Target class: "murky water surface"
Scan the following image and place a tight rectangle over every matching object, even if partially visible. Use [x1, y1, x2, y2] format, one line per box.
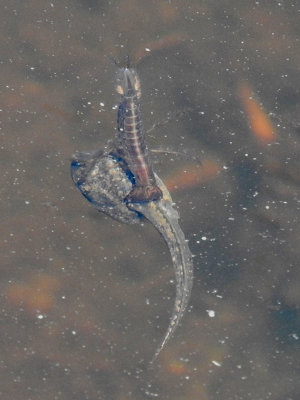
[1, 1, 299, 399]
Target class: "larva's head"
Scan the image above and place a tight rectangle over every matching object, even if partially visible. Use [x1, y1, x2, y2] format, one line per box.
[115, 68, 141, 99]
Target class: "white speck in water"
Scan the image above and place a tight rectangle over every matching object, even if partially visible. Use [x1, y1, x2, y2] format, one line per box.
[206, 310, 215, 318]
[212, 360, 222, 367]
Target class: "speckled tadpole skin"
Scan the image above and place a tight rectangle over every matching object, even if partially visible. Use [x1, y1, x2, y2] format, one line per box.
[71, 67, 193, 363]
[71, 150, 140, 225]
[71, 149, 193, 363]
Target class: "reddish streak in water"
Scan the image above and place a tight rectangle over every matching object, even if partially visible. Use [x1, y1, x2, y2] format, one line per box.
[164, 160, 221, 192]
[238, 82, 277, 145]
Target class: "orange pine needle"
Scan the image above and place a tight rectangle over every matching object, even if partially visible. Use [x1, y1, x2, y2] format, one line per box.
[166, 360, 190, 376]
[238, 82, 277, 144]
[164, 160, 221, 192]
[5, 274, 61, 315]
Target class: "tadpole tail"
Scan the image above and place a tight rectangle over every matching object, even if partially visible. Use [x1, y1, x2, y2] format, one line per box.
[128, 188, 193, 364]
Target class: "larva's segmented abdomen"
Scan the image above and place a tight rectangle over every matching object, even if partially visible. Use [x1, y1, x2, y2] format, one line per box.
[116, 68, 162, 202]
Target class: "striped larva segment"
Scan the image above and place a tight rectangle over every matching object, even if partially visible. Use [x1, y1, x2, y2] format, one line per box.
[116, 67, 162, 203]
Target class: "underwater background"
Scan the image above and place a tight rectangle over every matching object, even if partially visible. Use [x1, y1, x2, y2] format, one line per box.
[1, 1, 299, 399]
